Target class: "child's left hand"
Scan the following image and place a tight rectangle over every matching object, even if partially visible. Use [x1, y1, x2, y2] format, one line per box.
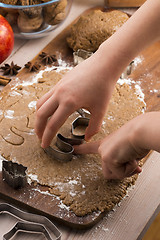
[74, 114, 151, 179]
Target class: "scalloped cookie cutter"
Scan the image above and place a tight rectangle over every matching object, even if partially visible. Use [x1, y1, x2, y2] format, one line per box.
[44, 110, 90, 162]
[0, 203, 61, 240]
[2, 160, 27, 189]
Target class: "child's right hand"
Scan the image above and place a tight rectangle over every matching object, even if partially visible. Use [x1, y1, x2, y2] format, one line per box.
[35, 50, 118, 149]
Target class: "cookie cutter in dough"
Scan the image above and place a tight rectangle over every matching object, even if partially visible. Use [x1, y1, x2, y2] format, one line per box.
[44, 110, 90, 162]
[44, 133, 75, 162]
[0, 203, 61, 240]
[2, 160, 27, 189]
[73, 49, 93, 65]
[72, 117, 90, 139]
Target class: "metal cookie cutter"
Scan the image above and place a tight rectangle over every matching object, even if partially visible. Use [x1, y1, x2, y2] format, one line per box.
[44, 134, 76, 162]
[0, 203, 61, 240]
[4, 222, 52, 240]
[73, 49, 93, 65]
[72, 117, 90, 139]
[120, 60, 134, 79]
[2, 160, 27, 189]
[44, 110, 90, 162]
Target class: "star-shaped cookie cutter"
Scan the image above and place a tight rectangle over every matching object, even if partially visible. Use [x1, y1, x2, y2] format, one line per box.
[44, 109, 90, 162]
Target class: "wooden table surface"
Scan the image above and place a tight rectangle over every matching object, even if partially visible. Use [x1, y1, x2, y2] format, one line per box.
[0, 0, 160, 239]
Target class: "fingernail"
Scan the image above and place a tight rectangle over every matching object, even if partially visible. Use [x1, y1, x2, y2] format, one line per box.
[85, 135, 91, 142]
[41, 142, 45, 149]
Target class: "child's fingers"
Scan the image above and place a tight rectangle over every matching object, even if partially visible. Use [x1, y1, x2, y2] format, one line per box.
[124, 159, 140, 178]
[85, 111, 104, 141]
[35, 98, 59, 140]
[74, 141, 101, 154]
[102, 159, 141, 180]
[125, 165, 142, 178]
[36, 88, 55, 110]
[41, 104, 75, 148]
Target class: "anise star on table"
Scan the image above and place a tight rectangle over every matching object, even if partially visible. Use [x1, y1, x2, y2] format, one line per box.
[25, 61, 41, 72]
[39, 52, 57, 65]
[0, 61, 21, 76]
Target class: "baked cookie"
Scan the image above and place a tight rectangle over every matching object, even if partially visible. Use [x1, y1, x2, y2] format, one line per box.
[67, 9, 129, 52]
[43, 0, 67, 25]
[0, 0, 18, 4]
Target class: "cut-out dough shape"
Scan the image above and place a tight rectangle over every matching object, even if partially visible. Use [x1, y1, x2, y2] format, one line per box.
[1, 126, 24, 146]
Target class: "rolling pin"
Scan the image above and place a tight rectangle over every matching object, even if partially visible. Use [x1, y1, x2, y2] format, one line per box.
[105, 0, 146, 7]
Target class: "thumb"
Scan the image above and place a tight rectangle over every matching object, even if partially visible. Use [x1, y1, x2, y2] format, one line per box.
[74, 141, 101, 155]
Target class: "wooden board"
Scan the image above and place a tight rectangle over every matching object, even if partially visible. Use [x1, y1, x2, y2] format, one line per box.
[1, 7, 160, 229]
[0, 20, 103, 228]
[0, 172, 105, 229]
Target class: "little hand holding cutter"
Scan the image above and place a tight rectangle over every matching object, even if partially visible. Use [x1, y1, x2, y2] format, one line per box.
[44, 110, 90, 162]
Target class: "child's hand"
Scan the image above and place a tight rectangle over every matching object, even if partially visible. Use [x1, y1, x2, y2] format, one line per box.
[98, 127, 148, 179]
[35, 0, 160, 152]
[35, 52, 117, 149]
[74, 114, 152, 179]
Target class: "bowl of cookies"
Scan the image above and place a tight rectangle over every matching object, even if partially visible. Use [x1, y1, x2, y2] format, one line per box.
[0, 0, 72, 39]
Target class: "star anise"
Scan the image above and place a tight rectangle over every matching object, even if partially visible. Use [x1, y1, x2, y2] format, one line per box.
[25, 61, 41, 72]
[39, 52, 57, 65]
[0, 61, 21, 76]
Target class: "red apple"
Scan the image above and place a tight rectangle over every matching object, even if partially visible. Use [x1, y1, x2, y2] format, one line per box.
[0, 14, 14, 64]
